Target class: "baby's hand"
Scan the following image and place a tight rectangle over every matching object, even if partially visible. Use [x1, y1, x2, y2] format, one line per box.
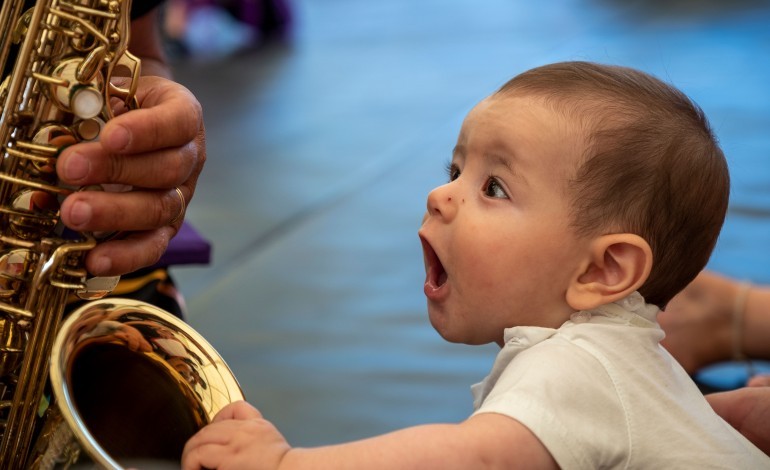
[182, 401, 291, 470]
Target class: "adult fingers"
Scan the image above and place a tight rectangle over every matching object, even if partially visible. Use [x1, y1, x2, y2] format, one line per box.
[62, 185, 187, 276]
[102, 76, 204, 155]
[58, 136, 200, 190]
[82, 228, 175, 276]
[748, 374, 770, 387]
[61, 187, 187, 232]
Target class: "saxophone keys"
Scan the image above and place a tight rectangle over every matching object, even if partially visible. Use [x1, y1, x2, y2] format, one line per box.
[9, 190, 59, 238]
[49, 59, 104, 119]
[32, 118, 103, 144]
[76, 46, 106, 84]
[0, 315, 24, 376]
[70, 87, 103, 119]
[76, 275, 120, 300]
[11, 8, 32, 44]
[75, 118, 104, 141]
[0, 250, 30, 375]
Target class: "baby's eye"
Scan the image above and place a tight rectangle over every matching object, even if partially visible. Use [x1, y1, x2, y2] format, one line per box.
[483, 177, 508, 199]
[445, 162, 461, 182]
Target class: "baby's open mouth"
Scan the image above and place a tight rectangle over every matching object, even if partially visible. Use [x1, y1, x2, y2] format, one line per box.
[420, 236, 447, 289]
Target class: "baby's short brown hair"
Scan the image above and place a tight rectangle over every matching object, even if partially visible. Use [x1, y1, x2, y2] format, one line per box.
[497, 61, 729, 308]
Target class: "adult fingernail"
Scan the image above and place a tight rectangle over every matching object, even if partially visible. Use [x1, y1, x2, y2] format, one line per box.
[107, 125, 130, 151]
[61, 152, 89, 181]
[69, 201, 93, 226]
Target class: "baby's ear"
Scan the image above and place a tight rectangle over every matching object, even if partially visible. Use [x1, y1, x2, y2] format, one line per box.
[566, 234, 652, 311]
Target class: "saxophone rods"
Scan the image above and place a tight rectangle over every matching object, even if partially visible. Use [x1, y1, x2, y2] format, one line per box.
[0, 1, 243, 468]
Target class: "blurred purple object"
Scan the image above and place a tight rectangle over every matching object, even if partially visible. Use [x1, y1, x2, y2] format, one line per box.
[156, 222, 212, 267]
[235, 0, 293, 41]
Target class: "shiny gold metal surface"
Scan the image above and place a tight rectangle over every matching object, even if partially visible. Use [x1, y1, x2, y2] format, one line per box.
[50, 300, 244, 469]
[0, 0, 243, 467]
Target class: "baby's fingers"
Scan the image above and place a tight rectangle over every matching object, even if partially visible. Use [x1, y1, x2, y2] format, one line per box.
[213, 400, 263, 422]
[181, 441, 225, 470]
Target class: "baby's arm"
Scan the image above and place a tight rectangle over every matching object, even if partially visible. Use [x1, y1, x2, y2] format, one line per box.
[181, 401, 557, 470]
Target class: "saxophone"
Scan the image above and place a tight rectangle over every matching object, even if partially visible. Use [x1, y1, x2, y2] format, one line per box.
[0, 0, 244, 468]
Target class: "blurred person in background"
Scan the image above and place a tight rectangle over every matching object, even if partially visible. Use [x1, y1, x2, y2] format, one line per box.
[162, 0, 292, 58]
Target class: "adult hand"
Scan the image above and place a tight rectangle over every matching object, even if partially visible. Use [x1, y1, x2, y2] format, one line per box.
[707, 385, 770, 455]
[662, 271, 770, 375]
[748, 375, 770, 387]
[659, 271, 737, 374]
[57, 75, 206, 276]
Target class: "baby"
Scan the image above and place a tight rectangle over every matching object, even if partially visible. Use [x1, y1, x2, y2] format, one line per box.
[181, 62, 770, 469]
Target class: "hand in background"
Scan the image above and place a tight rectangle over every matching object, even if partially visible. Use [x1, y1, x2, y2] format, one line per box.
[661, 270, 770, 376]
[707, 385, 770, 455]
[57, 75, 206, 276]
[659, 271, 737, 374]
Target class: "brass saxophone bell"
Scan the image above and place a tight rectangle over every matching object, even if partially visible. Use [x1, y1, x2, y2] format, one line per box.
[48, 299, 244, 469]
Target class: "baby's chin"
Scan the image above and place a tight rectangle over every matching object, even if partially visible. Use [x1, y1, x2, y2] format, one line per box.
[428, 309, 458, 343]
[428, 309, 493, 345]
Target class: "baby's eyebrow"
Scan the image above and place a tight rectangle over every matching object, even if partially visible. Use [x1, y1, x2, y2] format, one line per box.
[453, 143, 528, 185]
[488, 153, 514, 173]
[486, 152, 529, 186]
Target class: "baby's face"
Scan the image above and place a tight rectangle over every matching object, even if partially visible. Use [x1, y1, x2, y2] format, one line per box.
[418, 94, 590, 346]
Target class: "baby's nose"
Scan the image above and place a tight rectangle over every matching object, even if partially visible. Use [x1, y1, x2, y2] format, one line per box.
[426, 183, 457, 221]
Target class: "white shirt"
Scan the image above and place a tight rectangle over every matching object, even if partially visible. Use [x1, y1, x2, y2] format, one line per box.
[471, 292, 770, 469]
